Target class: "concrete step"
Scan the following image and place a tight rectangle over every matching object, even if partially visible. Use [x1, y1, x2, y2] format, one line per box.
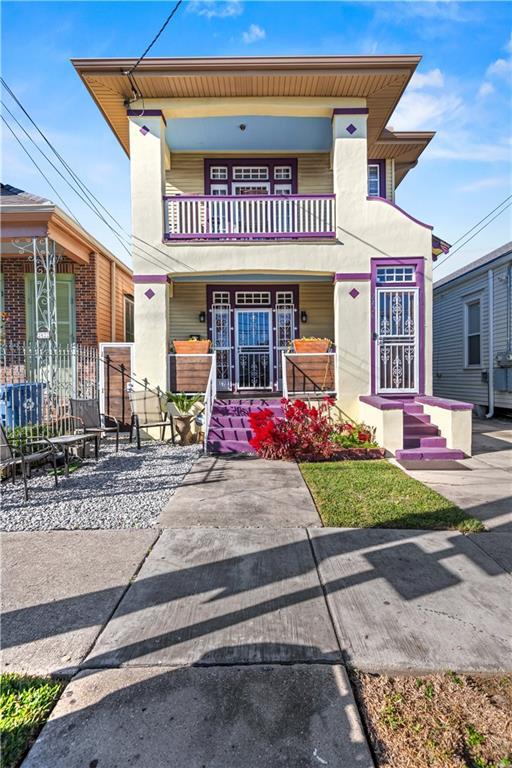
[217, 399, 283, 408]
[208, 427, 253, 442]
[403, 403, 425, 414]
[207, 438, 256, 455]
[403, 437, 421, 448]
[213, 403, 283, 418]
[395, 446, 465, 461]
[403, 424, 439, 436]
[210, 415, 253, 429]
[404, 413, 431, 425]
[420, 436, 447, 448]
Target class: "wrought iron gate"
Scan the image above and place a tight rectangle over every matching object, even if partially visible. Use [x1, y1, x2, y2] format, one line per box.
[376, 288, 418, 393]
[211, 303, 232, 391]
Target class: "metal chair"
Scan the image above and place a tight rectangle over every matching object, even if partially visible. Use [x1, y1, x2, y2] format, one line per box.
[128, 389, 174, 449]
[70, 398, 120, 452]
[1, 424, 58, 501]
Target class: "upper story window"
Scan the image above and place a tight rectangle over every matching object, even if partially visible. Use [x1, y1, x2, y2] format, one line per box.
[210, 166, 228, 180]
[212, 291, 230, 305]
[124, 295, 134, 342]
[276, 291, 294, 305]
[233, 166, 269, 181]
[376, 266, 416, 284]
[274, 166, 292, 180]
[368, 164, 381, 197]
[235, 291, 271, 305]
[464, 298, 481, 367]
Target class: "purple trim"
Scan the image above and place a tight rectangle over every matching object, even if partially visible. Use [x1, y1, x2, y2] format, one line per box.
[164, 193, 334, 201]
[127, 109, 167, 126]
[368, 159, 386, 199]
[165, 232, 335, 241]
[359, 395, 404, 411]
[335, 272, 371, 281]
[370, 258, 426, 396]
[416, 396, 474, 412]
[332, 108, 369, 115]
[133, 274, 169, 283]
[367, 197, 434, 231]
[204, 158, 298, 195]
[206, 283, 300, 393]
[144, 288, 155, 300]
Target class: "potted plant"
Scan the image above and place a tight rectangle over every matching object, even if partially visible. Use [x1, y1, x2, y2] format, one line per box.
[166, 392, 204, 445]
[173, 338, 211, 355]
[293, 337, 332, 353]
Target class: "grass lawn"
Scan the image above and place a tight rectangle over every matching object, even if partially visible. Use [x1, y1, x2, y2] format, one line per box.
[300, 459, 484, 531]
[352, 671, 512, 768]
[0, 673, 64, 768]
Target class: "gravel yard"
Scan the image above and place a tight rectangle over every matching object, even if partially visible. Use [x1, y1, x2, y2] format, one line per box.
[0, 440, 200, 531]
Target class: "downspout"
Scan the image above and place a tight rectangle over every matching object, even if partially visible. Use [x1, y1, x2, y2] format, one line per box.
[486, 268, 494, 418]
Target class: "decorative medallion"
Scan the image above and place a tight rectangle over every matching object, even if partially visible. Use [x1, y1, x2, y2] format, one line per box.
[349, 287, 360, 299]
[346, 123, 357, 135]
[144, 288, 155, 300]
[139, 125, 150, 136]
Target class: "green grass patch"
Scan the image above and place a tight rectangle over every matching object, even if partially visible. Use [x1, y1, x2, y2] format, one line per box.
[300, 459, 484, 531]
[0, 673, 64, 768]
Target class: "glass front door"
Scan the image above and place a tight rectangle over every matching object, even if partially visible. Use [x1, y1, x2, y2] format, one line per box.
[235, 310, 272, 390]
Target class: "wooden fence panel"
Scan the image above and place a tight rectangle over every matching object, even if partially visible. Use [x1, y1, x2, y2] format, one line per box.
[168, 355, 212, 393]
[285, 354, 335, 393]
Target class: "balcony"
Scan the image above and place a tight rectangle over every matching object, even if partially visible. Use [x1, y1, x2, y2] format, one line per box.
[164, 194, 336, 242]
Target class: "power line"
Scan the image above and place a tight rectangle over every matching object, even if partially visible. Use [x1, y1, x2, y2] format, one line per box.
[1, 115, 79, 221]
[127, 0, 183, 76]
[434, 201, 512, 270]
[449, 194, 512, 249]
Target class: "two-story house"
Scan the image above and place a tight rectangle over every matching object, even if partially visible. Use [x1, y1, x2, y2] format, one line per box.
[73, 55, 471, 459]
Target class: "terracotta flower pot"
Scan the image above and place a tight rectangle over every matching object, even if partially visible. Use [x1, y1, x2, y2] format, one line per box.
[293, 338, 331, 353]
[173, 340, 211, 354]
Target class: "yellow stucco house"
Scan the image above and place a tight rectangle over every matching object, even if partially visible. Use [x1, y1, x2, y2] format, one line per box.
[73, 54, 472, 458]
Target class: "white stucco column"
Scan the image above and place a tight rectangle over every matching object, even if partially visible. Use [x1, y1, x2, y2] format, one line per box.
[334, 277, 371, 418]
[331, 109, 369, 226]
[128, 112, 170, 390]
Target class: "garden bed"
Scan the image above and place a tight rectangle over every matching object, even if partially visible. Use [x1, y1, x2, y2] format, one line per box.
[351, 671, 511, 768]
[299, 460, 484, 531]
[0, 673, 65, 768]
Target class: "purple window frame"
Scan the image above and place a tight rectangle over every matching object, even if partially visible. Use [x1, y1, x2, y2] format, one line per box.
[204, 158, 298, 195]
[207, 283, 299, 391]
[370, 258, 425, 396]
[367, 159, 386, 199]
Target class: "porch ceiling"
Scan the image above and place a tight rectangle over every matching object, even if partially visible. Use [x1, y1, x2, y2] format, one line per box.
[72, 55, 421, 155]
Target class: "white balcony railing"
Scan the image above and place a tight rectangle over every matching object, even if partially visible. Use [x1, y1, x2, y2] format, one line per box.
[164, 194, 336, 241]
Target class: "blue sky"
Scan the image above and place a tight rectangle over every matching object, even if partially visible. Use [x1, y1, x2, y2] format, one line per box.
[2, 0, 511, 280]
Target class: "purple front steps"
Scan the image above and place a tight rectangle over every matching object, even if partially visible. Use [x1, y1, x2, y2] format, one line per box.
[207, 398, 283, 454]
[394, 399, 465, 462]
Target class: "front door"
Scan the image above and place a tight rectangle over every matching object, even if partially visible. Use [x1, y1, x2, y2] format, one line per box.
[376, 287, 418, 393]
[235, 309, 272, 390]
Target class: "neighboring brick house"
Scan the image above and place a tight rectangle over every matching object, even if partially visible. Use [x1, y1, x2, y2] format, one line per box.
[0, 184, 133, 346]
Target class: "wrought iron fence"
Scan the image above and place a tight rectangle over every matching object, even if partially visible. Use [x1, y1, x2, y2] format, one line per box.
[0, 342, 99, 439]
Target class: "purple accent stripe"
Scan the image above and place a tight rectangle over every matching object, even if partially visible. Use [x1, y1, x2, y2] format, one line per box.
[335, 273, 371, 281]
[127, 109, 167, 125]
[332, 108, 369, 115]
[367, 197, 434, 231]
[165, 232, 335, 241]
[133, 274, 169, 283]
[164, 194, 335, 201]
[416, 396, 474, 411]
[359, 395, 404, 411]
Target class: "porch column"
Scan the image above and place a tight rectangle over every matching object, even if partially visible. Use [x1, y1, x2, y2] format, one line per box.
[331, 108, 369, 226]
[133, 275, 170, 392]
[334, 274, 372, 417]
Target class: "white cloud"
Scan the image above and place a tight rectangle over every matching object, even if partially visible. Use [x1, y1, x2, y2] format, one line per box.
[458, 176, 510, 192]
[428, 140, 511, 163]
[242, 23, 266, 44]
[391, 91, 463, 131]
[408, 68, 445, 90]
[478, 81, 495, 98]
[486, 33, 512, 81]
[187, 0, 242, 19]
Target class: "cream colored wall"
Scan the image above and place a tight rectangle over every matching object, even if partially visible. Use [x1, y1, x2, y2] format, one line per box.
[165, 153, 333, 196]
[169, 282, 206, 341]
[129, 104, 433, 410]
[358, 401, 404, 456]
[299, 283, 334, 340]
[421, 403, 472, 456]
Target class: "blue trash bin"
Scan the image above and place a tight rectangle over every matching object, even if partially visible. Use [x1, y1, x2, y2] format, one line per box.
[0, 382, 45, 429]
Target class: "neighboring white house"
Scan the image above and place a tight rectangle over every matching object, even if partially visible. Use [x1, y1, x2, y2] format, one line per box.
[433, 242, 512, 417]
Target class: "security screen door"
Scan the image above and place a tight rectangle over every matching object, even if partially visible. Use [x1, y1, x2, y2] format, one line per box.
[376, 288, 418, 393]
[235, 309, 272, 389]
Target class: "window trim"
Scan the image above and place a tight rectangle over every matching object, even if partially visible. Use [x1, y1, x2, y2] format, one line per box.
[463, 296, 482, 369]
[367, 159, 386, 198]
[204, 158, 298, 195]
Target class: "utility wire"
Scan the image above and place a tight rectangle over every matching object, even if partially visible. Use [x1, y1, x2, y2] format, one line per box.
[434, 201, 512, 271]
[1, 114, 79, 221]
[126, 0, 183, 76]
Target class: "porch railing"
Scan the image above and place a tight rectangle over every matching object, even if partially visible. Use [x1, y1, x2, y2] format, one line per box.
[164, 194, 336, 241]
[282, 352, 336, 398]
[203, 352, 217, 453]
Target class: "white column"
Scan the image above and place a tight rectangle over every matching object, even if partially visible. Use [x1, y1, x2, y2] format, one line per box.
[331, 110, 369, 226]
[334, 278, 372, 417]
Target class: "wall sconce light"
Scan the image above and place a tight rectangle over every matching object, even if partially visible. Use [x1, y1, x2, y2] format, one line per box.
[239, 123, 247, 131]
[300, 310, 308, 324]
[199, 311, 206, 323]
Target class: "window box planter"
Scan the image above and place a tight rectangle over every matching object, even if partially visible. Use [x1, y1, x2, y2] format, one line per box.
[293, 338, 331, 353]
[173, 340, 211, 354]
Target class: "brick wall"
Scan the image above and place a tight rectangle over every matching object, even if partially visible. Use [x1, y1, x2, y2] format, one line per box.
[3, 258, 26, 342]
[74, 254, 97, 345]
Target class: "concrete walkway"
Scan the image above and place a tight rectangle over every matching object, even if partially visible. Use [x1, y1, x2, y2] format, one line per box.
[2, 440, 510, 767]
[404, 418, 512, 531]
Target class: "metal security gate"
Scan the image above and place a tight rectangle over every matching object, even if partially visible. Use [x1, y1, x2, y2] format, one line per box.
[235, 309, 272, 390]
[211, 303, 232, 391]
[376, 288, 418, 393]
[275, 303, 295, 387]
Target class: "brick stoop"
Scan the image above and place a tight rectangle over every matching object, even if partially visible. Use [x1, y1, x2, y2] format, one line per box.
[207, 398, 283, 454]
[395, 400, 464, 462]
